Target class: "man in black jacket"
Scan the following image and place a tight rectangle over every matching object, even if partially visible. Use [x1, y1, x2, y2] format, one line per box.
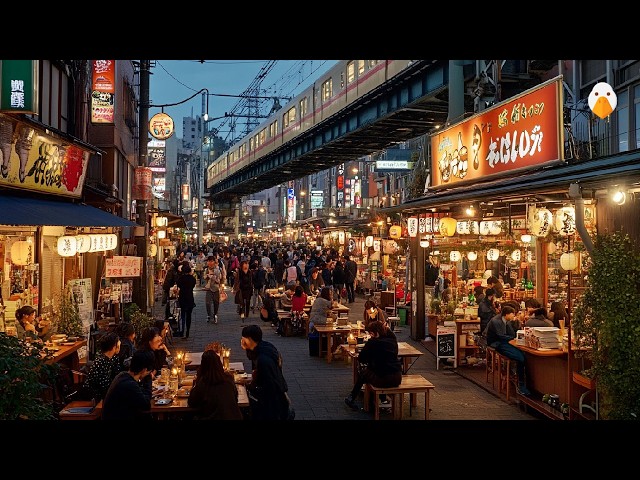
[102, 349, 155, 420]
[241, 324, 290, 420]
[344, 320, 402, 411]
[478, 287, 498, 336]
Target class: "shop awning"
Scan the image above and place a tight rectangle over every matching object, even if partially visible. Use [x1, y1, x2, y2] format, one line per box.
[0, 194, 138, 227]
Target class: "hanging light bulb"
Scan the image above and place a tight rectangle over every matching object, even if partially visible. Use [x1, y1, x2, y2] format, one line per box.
[521, 234, 532, 243]
[450, 250, 461, 262]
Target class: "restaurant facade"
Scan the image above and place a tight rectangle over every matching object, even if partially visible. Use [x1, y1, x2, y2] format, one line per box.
[383, 74, 640, 419]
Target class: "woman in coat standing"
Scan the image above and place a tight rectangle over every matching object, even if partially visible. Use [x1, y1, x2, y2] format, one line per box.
[331, 261, 346, 303]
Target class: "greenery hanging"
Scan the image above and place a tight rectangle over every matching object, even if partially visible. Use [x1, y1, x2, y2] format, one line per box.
[571, 232, 640, 420]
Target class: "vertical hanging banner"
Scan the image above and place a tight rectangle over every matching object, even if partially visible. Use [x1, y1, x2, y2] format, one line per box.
[0, 60, 39, 114]
[132, 167, 153, 201]
[91, 60, 115, 124]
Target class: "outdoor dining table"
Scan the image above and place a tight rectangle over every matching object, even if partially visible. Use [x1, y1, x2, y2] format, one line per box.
[340, 341, 425, 382]
[150, 383, 250, 419]
[184, 351, 245, 372]
[314, 324, 354, 363]
[43, 338, 86, 370]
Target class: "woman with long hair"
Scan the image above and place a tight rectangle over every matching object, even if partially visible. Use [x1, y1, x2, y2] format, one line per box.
[187, 350, 243, 420]
[548, 301, 569, 328]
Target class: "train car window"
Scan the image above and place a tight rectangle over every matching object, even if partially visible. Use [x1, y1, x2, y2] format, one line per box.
[254, 134, 259, 150]
[358, 60, 365, 76]
[284, 106, 296, 128]
[347, 61, 355, 83]
[250, 137, 254, 151]
[368, 60, 379, 68]
[259, 128, 266, 145]
[322, 79, 332, 102]
[239, 143, 246, 157]
[299, 98, 308, 117]
[269, 120, 278, 137]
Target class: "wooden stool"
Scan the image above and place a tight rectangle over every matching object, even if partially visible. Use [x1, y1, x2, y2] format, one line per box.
[485, 346, 497, 389]
[363, 375, 435, 420]
[495, 351, 518, 401]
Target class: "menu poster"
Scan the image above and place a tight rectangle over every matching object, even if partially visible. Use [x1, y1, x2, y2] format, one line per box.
[121, 280, 133, 303]
[110, 283, 122, 303]
[67, 278, 93, 331]
[106, 256, 142, 277]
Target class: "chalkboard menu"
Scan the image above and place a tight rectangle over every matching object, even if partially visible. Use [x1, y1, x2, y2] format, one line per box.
[436, 327, 456, 370]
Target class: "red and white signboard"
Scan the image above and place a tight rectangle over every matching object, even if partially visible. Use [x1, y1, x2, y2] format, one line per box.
[106, 256, 142, 277]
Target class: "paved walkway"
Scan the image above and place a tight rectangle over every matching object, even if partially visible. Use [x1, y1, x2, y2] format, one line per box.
[152, 286, 538, 421]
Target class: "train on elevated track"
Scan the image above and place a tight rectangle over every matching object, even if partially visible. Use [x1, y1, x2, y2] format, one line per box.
[206, 60, 416, 191]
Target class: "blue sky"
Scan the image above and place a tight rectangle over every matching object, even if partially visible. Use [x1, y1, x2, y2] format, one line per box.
[148, 60, 337, 139]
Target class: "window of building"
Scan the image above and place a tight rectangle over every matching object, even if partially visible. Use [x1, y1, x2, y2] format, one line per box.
[322, 79, 333, 102]
[617, 89, 629, 152]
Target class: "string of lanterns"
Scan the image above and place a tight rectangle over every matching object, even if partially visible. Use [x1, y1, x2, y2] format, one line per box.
[57, 233, 118, 257]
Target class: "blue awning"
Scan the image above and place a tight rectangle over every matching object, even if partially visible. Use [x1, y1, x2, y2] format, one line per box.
[0, 194, 138, 227]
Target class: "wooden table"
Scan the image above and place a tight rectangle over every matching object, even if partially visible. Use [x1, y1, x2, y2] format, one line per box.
[314, 325, 352, 363]
[184, 351, 245, 372]
[43, 339, 87, 370]
[341, 341, 425, 384]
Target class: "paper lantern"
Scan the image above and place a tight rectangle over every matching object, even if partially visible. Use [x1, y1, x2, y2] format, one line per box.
[560, 252, 579, 271]
[57, 236, 77, 257]
[373, 239, 381, 252]
[407, 217, 418, 237]
[511, 249, 522, 261]
[389, 225, 402, 239]
[547, 242, 557, 254]
[479, 221, 492, 235]
[450, 250, 462, 262]
[467, 251, 478, 261]
[531, 208, 553, 237]
[365, 235, 374, 247]
[489, 221, 502, 235]
[521, 234, 532, 243]
[157, 230, 166, 239]
[439, 217, 457, 237]
[11, 240, 31, 265]
[75, 234, 91, 253]
[555, 207, 576, 236]
[88, 233, 118, 252]
[148, 243, 158, 257]
[487, 248, 500, 261]
[155, 216, 168, 227]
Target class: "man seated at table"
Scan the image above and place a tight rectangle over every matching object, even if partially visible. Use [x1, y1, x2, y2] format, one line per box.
[102, 349, 156, 420]
[279, 285, 295, 310]
[363, 300, 389, 328]
[485, 305, 531, 396]
[344, 320, 402, 412]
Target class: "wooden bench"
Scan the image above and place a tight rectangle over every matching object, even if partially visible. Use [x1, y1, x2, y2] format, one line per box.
[363, 374, 435, 420]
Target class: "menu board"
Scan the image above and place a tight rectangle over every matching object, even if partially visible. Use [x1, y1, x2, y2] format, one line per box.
[106, 256, 142, 277]
[436, 326, 456, 369]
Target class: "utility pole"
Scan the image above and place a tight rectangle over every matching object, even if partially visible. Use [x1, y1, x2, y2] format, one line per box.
[198, 91, 206, 244]
[133, 59, 150, 313]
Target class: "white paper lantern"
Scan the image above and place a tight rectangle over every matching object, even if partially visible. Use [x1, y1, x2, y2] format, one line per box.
[373, 239, 381, 252]
[467, 251, 478, 261]
[11, 240, 31, 265]
[407, 217, 418, 237]
[531, 207, 553, 237]
[555, 207, 576, 236]
[75, 234, 91, 253]
[155, 216, 168, 227]
[479, 221, 492, 236]
[487, 248, 500, 261]
[560, 252, 579, 271]
[489, 221, 502, 235]
[521, 234, 532, 243]
[57, 236, 77, 257]
[450, 250, 462, 262]
[148, 243, 158, 257]
[511, 249, 522, 261]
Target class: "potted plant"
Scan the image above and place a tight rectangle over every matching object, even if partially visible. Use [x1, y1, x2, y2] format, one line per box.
[124, 303, 156, 340]
[0, 333, 59, 419]
[571, 232, 640, 420]
[51, 285, 84, 337]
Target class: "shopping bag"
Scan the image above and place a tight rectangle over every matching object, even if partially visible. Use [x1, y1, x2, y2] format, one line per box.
[219, 289, 228, 302]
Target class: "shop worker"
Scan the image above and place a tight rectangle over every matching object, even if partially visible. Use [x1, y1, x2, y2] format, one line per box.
[485, 305, 531, 396]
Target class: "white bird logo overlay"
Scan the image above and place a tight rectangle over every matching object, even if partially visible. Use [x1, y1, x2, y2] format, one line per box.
[588, 82, 617, 119]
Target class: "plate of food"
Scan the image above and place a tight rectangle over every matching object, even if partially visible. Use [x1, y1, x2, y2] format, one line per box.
[62, 342, 76, 346]
[154, 398, 172, 406]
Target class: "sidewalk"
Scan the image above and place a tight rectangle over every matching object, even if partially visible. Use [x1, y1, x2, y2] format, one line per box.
[151, 286, 538, 421]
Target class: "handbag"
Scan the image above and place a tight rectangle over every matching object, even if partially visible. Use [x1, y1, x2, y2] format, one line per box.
[219, 289, 228, 302]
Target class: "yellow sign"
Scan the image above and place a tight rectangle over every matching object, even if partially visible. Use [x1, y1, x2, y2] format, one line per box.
[149, 112, 175, 140]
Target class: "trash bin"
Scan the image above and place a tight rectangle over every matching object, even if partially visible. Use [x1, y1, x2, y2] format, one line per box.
[397, 306, 408, 326]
